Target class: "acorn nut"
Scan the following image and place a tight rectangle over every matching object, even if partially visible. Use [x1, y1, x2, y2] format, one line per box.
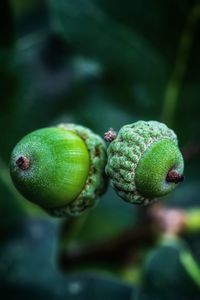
[105, 121, 184, 205]
[9, 124, 107, 217]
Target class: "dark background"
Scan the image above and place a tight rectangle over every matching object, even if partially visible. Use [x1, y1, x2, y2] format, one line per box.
[0, 0, 200, 299]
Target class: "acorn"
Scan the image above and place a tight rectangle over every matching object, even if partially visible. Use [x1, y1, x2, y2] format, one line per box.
[9, 124, 107, 217]
[105, 121, 184, 205]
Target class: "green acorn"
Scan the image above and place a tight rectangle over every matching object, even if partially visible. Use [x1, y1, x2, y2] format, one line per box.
[9, 124, 107, 217]
[105, 121, 184, 205]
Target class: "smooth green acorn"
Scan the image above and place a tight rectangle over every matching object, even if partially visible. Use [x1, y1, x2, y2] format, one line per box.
[10, 124, 107, 217]
[105, 121, 184, 205]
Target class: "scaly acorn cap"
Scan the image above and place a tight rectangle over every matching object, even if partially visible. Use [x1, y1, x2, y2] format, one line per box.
[105, 121, 184, 205]
[10, 124, 107, 217]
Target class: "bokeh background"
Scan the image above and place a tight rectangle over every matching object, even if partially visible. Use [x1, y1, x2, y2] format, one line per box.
[1, 0, 200, 299]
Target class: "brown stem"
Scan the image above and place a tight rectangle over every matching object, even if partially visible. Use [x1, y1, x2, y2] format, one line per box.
[104, 128, 117, 142]
[166, 169, 184, 184]
[16, 156, 30, 170]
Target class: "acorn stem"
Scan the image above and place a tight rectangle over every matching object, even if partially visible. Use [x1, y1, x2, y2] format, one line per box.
[166, 169, 184, 184]
[104, 128, 117, 142]
[59, 213, 89, 249]
[16, 156, 30, 170]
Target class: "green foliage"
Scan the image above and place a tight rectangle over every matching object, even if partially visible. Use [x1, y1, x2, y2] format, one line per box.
[1, 0, 200, 299]
[0, 219, 135, 300]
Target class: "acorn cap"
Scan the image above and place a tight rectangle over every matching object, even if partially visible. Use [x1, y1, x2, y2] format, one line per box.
[106, 121, 184, 205]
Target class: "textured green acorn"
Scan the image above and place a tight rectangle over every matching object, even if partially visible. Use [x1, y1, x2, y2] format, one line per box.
[10, 124, 107, 216]
[105, 121, 184, 205]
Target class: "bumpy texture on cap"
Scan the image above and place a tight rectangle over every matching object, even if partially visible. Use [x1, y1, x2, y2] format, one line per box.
[105, 121, 184, 205]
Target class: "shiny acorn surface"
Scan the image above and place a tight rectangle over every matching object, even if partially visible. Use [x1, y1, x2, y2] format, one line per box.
[10, 124, 107, 216]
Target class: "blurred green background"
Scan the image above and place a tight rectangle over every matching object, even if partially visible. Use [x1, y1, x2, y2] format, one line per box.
[1, 0, 200, 299]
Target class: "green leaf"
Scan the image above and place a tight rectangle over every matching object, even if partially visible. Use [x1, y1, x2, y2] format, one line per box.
[0, 218, 135, 300]
[140, 237, 200, 297]
[50, 0, 167, 112]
